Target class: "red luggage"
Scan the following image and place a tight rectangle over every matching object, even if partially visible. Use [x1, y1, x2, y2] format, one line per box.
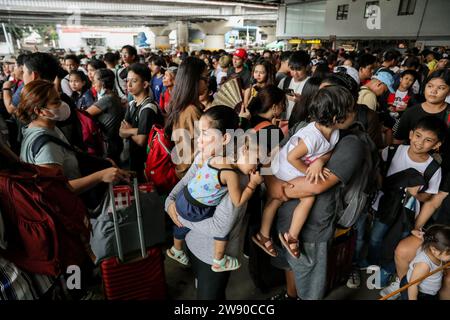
[100, 179, 167, 300]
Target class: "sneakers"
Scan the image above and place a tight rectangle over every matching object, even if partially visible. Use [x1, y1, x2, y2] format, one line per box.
[379, 277, 401, 300]
[269, 290, 300, 301]
[346, 268, 361, 289]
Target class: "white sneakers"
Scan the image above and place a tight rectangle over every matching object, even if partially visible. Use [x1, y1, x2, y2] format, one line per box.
[346, 268, 361, 289]
[379, 277, 401, 300]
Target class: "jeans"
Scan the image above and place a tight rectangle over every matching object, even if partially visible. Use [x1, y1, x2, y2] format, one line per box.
[367, 218, 390, 266]
[352, 211, 369, 267]
[368, 218, 411, 286]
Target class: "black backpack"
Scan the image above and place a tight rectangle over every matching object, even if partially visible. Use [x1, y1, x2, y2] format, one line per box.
[280, 122, 380, 228]
[334, 128, 380, 228]
[377, 145, 440, 226]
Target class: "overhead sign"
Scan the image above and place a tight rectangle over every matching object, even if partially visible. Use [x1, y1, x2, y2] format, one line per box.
[80, 32, 107, 39]
[288, 39, 321, 44]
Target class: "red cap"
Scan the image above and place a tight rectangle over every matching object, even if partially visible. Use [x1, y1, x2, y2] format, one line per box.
[233, 48, 247, 60]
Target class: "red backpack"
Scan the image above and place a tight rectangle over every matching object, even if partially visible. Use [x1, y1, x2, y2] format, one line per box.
[0, 163, 90, 276]
[144, 124, 179, 194]
[76, 109, 106, 157]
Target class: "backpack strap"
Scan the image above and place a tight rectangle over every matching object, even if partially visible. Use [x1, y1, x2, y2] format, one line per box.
[383, 144, 400, 177]
[140, 99, 158, 117]
[283, 76, 292, 91]
[421, 159, 440, 192]
[254, 120, 273, 132]
[115, 67, 127, 96]
[353, 105, 369, 132]
[31, 134, 75, 158]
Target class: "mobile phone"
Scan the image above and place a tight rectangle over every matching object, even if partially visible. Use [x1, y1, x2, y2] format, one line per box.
[284, 89, 294, 95]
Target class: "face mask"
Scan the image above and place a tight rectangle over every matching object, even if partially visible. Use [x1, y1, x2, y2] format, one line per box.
[44, 101, 71, 122]
[97, 88, 106, 99]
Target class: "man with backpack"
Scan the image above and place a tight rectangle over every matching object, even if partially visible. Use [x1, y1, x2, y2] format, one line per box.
[119, 63, 162, 182]
[267, 125, 367, 300]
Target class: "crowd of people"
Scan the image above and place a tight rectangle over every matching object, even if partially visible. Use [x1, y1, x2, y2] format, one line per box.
[0, 43, 449, 300]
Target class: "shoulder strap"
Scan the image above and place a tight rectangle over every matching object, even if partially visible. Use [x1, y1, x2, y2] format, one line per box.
[31, 134, 75, 158]
[355, 105, 368, 131]
[422, 159, 440, 191]
[115, 68, 127, 96]
[139, 99, 158, 116]
[207, 158, 239, 187]
[283, 76, 292, 91]
[384, 145, 400, 177]
[254, 120, 273, 132]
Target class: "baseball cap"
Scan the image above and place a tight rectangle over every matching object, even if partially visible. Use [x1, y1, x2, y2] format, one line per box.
[233, 48, 247, 60]
[334, 65, 360, 85]
[373, 70, 395, 93]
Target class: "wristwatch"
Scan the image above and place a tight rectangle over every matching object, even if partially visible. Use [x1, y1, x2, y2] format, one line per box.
[2, 87, 12, 91]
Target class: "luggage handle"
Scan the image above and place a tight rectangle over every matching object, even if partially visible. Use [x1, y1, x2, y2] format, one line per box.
[109, 177, 147, 262]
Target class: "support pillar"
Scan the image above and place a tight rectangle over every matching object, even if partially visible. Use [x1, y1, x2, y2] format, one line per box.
[260, 26, 277, 44]
[176, 21, 189, 51]
[194, 21, 232, 51]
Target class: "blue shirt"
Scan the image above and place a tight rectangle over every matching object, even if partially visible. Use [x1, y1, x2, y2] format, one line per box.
[12, 82, 24, 108]
[73, 90, 95, 110]
[151, 75, 164, 106]
[187, 158, 229, 206]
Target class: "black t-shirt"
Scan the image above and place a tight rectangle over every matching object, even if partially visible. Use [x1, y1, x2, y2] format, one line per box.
[394, 103, 450, 175]
[277, 133, 365, 243]
[227, 67, 252, 90]
[95, 94, 125, 140]
[124, 97, 162, 176]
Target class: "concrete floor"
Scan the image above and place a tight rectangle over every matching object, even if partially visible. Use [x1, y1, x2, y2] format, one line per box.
[164, 252, 383, 300]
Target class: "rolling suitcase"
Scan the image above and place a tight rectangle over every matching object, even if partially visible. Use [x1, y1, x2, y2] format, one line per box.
[325, 228, 357, 294]
[100, 178, 167, 300]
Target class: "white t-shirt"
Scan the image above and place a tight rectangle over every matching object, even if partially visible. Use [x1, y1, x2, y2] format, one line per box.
[278, 76, 310, 119]
[216, 70, 227, 88]
[407, 249, 443, 296]
[272, 121, 339, 181]
[392, 89, 409, 110]
[375, 145, 442, 215]
[412, 80, 420, 95]
[381, 145, 441, 194]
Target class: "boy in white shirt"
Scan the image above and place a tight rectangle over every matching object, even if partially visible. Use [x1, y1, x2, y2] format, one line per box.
[369, 116, 446, 270]
[278, 51, 311, 119]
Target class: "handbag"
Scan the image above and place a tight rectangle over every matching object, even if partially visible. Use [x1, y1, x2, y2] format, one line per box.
[90, 181, 166, 265]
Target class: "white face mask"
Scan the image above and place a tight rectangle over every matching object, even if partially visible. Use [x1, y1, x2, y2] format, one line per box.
[44, 101, 71, 122]
[97, 88, 106, 99]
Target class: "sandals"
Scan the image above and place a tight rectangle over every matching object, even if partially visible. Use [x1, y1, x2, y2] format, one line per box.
[166, 246, 190, 266]
[279, 232, 301, 259]
[252, 232, 278, 257]
[211, 255, 241, 272]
